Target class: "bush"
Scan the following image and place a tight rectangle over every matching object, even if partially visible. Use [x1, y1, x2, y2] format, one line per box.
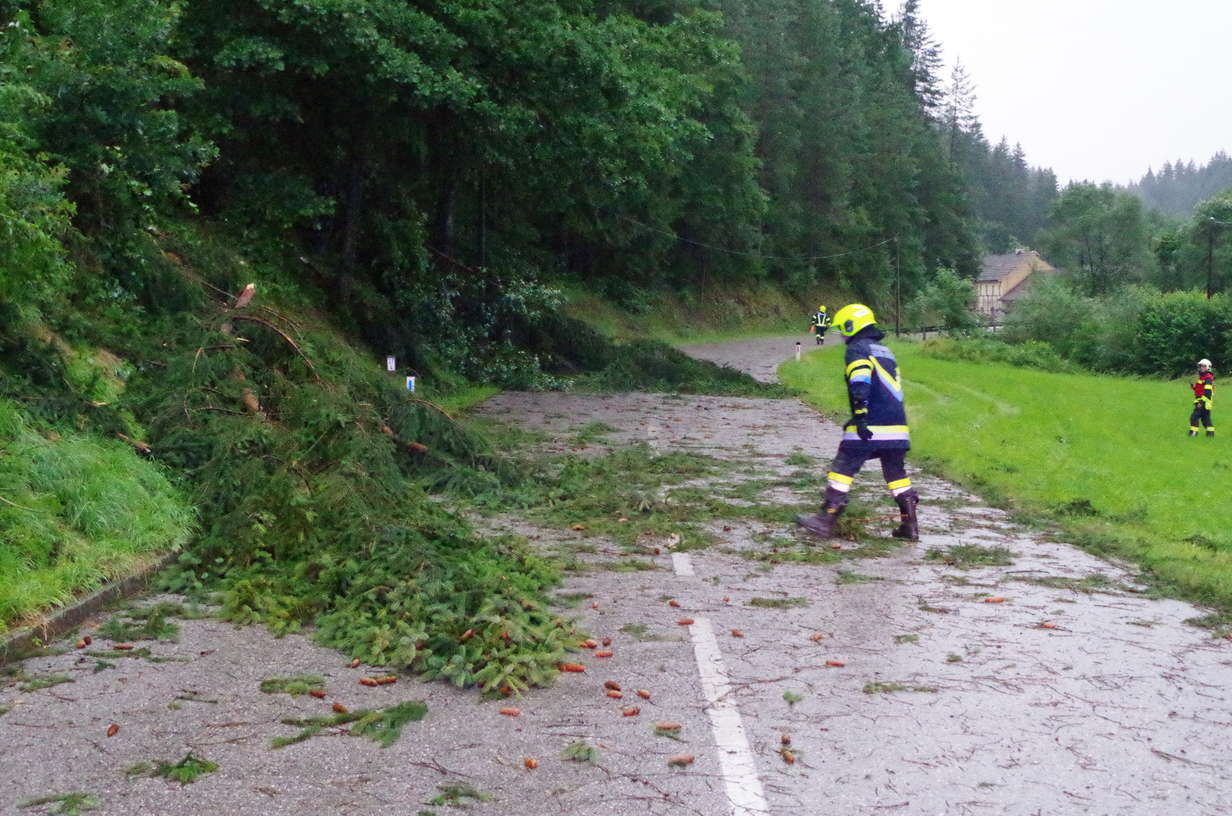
[1002, 281, 1232, 376]
[906, 267, 979, 334]
[919, 337, 1079, 373]
[1080, 286, 1152, 372]
[8, 2, 213, 237]
[0, 81, 74, 323]
[1002, 277, 1092, 360]
[1134, 291, 1232, 377]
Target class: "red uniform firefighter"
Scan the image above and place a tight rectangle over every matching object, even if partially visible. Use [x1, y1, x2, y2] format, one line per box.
[796, 303, 919, 540]
[1190, 358, 1214, 437]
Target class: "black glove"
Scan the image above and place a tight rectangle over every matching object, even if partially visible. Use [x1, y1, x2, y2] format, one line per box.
[848, 408, 873, 441]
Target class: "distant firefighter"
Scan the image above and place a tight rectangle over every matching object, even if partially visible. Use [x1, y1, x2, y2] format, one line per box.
[809, 304, 831, 345]
[1190, 358, 1215, 438]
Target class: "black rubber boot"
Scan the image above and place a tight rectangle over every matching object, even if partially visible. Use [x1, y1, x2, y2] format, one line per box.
[891, 489, 919, 540]
[797, 489, 847, 538]
[796, 502, 844, 538]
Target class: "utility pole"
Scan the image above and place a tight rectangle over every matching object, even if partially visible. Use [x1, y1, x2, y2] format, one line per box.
[894, 236, 902, 337]
[1206, 218, 1216, 300]
[479, 170, 488, 268]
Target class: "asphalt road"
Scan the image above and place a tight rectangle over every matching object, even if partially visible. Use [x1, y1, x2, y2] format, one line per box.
[2, 336, 1228, 815]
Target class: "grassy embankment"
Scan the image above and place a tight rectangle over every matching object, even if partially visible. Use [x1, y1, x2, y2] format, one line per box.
[0, 400, 194, 634]
[560, 280, 835, 344]
[780, 341, 1232, 613]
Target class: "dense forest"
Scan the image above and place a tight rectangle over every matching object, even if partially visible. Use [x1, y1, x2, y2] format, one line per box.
[1126, 152, 1232, 218]
[0, 0, 1070, 360]
[5, 0, 1229, 368]
[937, 61, 1057, 254]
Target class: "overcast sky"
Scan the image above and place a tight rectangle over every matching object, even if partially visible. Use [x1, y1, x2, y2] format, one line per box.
[916, 0, 1232, 186]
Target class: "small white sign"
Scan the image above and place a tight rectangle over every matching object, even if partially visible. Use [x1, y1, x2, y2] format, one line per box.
[406, 376, 416, 393]
[386, 356, 396, 372]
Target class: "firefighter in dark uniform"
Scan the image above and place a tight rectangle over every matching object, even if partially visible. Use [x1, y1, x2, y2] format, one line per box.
[1190, 358, 1215, 437]
[797, 303, 919, 540]
[809, 305, 831, 345]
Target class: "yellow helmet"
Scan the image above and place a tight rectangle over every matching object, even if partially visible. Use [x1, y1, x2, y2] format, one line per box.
[817, 304, 826, 312]
[833, 303, 876, 337]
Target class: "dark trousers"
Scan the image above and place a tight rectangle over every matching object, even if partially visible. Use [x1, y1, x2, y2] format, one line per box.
[830, 447, 908, 483]
[1190, 404, 1214, 434]
[824, 446, 911, 507]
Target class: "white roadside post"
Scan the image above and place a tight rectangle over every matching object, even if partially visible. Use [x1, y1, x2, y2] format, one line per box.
[795, 341, 802, 361]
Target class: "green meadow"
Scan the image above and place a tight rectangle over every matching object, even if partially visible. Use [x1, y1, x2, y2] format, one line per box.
[780, 341, 1232, 610]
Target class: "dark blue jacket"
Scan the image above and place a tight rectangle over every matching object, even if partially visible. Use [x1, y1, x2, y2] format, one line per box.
[842, 327, 909, 451]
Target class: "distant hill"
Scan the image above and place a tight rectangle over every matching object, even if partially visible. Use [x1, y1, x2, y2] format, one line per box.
[1125, 151, 1232, 217]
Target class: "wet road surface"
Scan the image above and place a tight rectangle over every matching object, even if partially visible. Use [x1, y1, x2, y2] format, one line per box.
[2, 336, 1228, 815]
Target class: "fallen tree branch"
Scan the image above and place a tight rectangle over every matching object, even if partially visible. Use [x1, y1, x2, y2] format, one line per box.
[0, 493, 38, 512]
[115, 433, 152, 455]
[229, 314, 320, 381]
[406, 397, 455, 421]
[257, 304, 304, 335]
[195, 406, 248, 416]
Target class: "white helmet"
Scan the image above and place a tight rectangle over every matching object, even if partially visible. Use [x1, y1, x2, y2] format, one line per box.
[1198, 358, 1212, 368]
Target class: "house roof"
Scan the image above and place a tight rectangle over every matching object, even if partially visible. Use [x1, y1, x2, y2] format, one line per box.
[978, 250, 1054, 283]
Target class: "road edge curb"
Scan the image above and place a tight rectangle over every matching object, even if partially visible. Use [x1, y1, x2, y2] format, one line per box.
[0, 551, 180, 668]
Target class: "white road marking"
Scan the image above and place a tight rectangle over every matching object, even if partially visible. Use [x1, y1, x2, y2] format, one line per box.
[688, 618, 770, 816]
[672, 552, 695, 576]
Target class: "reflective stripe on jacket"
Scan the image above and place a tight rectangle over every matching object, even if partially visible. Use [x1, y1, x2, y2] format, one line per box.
[843, 330, 909, 450]
[1193, 372, 1214, 407]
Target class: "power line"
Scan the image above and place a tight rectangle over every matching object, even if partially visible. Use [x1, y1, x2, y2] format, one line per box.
[617, 215, 896, 264]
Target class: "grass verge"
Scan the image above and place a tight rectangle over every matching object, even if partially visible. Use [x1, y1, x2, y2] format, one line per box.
[0, 400, 194, 634]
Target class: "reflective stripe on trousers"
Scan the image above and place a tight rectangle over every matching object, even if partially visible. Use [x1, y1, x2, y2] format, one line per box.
[842, 424, 910, 442]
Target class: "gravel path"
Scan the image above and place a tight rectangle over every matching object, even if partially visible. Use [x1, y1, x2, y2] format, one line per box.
[2, 336, 1228, 816]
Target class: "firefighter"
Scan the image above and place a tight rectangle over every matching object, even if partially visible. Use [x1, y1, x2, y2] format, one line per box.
[1190, 358, 1215, 437]
[796, 303, 919, 540]
[809, 304, 831, 345]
